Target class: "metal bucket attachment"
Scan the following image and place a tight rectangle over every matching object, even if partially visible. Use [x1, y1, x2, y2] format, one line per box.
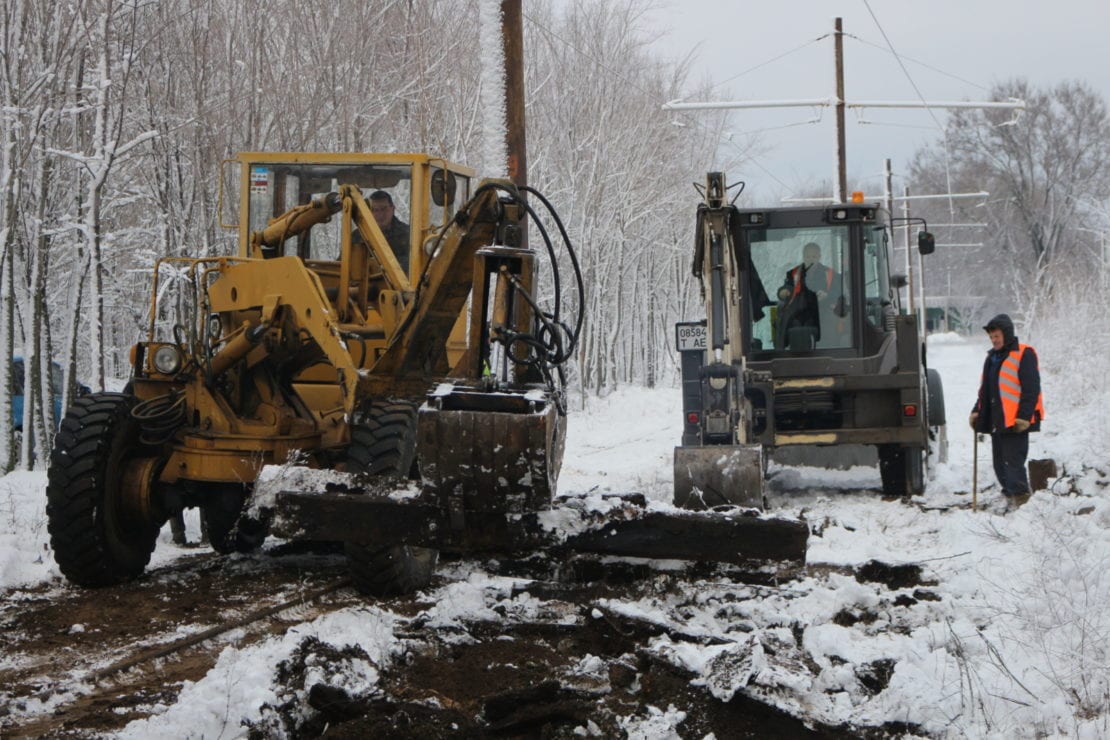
[418, 384, 566, 513]
[674, 444, 764, 510]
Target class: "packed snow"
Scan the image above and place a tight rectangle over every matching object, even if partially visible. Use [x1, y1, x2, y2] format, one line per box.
[1, 333, 1107, 737]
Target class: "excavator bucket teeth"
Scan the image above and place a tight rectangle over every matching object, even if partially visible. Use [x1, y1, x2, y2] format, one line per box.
[417, 385, 566, 513]
[674, 445, 764, 510]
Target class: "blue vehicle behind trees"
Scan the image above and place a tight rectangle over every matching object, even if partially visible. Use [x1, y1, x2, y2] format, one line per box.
[11, 357, 90, 432]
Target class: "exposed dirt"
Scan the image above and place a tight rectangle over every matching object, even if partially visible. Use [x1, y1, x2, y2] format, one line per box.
[0, 546, 899, 739]
[0, 545, 356, 737]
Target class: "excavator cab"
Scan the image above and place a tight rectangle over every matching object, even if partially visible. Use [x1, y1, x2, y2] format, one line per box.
[741, 207, 896, 361]
[675, 174, 946, 509]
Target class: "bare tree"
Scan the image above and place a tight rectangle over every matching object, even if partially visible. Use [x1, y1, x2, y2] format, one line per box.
[0, 0, 745, 470]
[525, 0, 727, 396]
[910, 79, 1110, 321]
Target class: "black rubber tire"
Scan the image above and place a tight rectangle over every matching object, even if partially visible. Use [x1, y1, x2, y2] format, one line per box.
[926, 368, 946, 427]
[347, 401, 419, 478]
[201, 484, 267, 554]
[878, 444, 925, 498]
[46, 392, 161, 586]
[345, 543, 438, 597]
[343, 400, 437, 597]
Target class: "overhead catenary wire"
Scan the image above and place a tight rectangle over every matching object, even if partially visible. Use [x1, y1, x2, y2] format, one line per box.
[845, 33, 992, 94]
[860, 0, 959, 221]
[705, 34, 831, 93]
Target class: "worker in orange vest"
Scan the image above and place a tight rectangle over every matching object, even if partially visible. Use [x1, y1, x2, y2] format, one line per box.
[969, 313, 1046, 510]
[776, 242, 839, 347]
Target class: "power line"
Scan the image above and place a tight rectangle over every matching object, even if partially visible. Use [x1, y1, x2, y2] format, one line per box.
[861, 0, 958, 220]
[845, 34, 993, 94]
[707, 34, 830, 92]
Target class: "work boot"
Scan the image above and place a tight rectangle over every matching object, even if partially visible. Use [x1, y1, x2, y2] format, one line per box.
[987, 496, 1010, 515]
[170, 511, 188, 546]
[1009, 492, 1032, 510]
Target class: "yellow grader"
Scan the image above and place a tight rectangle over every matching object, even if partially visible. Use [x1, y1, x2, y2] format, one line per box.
[46, 153, 807, 596]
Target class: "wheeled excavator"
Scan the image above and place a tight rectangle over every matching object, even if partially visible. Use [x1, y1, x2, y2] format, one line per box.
[674, 173, 946, 509]
[47, 155, 808, 597]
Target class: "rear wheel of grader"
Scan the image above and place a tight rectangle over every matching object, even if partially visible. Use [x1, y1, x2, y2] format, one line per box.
[202, 483, 267, 554]
[878, 443, 925, 498]
[343, 400, 438, 597]
[46, 393, 164, 586]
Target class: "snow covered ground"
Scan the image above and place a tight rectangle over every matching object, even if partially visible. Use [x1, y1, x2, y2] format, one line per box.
[2, 333, 1108, 737]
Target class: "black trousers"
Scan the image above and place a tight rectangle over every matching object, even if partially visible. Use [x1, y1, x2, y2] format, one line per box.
[991, 432, 1030, 496]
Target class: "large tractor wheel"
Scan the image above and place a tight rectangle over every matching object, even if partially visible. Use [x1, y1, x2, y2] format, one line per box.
[47, 393, 163, 586]
[878, 444, 925, 498]
[343, 400, 437, 597]
[202, 484, 267, 555]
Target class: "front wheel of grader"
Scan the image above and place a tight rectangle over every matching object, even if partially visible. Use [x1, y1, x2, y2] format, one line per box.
[46, 392, 165, 586]
[343, 400, 438, 596]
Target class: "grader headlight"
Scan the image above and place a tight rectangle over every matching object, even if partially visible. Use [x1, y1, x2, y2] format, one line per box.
[152, 345, 183, 375]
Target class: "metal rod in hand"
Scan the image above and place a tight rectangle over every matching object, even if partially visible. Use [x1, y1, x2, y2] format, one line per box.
[972, 431, 978, 512]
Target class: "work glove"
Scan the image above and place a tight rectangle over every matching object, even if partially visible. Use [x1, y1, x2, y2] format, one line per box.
[1013, 418, 1031, 433]
[968, 412, 978, 430]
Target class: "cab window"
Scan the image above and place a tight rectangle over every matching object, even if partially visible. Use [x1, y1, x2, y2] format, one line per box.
[863, 227, 891, 328]
[746, 225, 852, 353]
[247, 163, 412, 263]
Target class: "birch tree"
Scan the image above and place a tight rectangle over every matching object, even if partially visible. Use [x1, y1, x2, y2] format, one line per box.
[0, 0, 747, 472]
[525, 0, 727, 395]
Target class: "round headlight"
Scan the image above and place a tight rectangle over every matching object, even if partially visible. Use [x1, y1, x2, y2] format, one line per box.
[152, 345, 182, 375]
[207, 314, 222, 345]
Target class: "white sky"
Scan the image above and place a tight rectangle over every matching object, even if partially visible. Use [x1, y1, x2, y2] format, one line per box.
[646, 0, 1110, 203]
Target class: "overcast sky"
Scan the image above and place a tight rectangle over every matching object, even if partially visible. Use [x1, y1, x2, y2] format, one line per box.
[645, 0, 1110, 204]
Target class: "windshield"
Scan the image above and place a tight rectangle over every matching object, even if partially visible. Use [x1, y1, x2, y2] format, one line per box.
[746, 225, 852, 353]
[247, 163, 412, 262]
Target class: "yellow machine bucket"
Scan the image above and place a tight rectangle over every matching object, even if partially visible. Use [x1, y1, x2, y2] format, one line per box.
[673, 444, 764, 510]
[418, 383, 566, 512]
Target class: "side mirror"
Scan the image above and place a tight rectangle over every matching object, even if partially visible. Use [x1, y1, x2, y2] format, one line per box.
[917, 231, 936, 255]
[431, 169, 457, 207]
[891, 274, 908, 289]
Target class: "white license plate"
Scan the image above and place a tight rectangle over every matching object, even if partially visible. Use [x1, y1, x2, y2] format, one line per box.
[676, 324, 707, 352]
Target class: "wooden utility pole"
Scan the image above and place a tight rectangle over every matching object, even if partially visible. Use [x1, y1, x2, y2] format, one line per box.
[833, 18, 847, 203]
[502, 0, 527, 192]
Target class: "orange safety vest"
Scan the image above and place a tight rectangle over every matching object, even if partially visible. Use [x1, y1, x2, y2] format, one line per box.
[789, 265, 833, 301]
[998, 344, 1046, 427]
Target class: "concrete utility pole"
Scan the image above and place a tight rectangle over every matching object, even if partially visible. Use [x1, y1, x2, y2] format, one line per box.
[662, 17, 1025, 202]
[883, 158, 894, 231]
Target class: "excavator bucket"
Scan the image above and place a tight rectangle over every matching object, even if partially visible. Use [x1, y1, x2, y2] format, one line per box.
[417, 383, 566, 513]
[674, 444, 764, 510]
